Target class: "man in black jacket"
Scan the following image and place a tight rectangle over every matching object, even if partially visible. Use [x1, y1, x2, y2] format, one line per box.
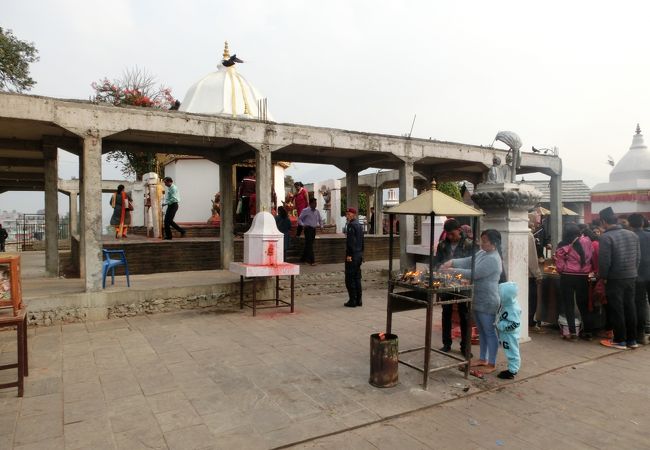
[628, 213, 649, 343]
[599, 207, 641, 349]
[435, 219, 476, 353]
[0, 224, 7, 252]
[344, 208, 364, 308]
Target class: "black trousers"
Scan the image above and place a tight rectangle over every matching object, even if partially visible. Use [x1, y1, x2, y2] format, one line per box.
[301, 226, 316, 263]
[605, 278, 637, 344]
[634, 280, 650, 338]
[345, 256, 363, 305]
[560, 273, 591, 335]
[164, 203, 185, 239]
[528, 277, 538, 326]
[0, 240, 5, 252]
[441, 301, 469, 349]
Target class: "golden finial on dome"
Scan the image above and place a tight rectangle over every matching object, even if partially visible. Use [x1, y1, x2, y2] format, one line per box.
[636, 123, 642, 135]
[223, 41, 230, 60]
[430, 179, 437, 190]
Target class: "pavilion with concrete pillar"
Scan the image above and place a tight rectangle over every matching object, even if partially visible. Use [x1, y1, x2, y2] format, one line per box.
[0, 91, 562, 293]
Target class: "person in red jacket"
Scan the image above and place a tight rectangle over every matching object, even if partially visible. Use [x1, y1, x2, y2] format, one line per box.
[293, 182, 310, 237]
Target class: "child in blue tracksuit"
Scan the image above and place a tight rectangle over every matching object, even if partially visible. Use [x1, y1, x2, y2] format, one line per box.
[496, 282, 521, 379]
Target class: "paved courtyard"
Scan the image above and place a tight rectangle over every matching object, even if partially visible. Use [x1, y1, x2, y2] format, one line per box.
[0, 285, 647, 449]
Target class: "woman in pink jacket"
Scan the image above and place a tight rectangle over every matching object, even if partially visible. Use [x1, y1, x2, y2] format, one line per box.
[555, 223, 594, 340]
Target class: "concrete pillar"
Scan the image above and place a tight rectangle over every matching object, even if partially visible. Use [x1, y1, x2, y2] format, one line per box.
[399, 159, 415, 270]
[69, 191, 79, 238]
[81, 134, 103, 292]
[255, 145, 273, 214]
[549, 172, 563, 249]
[346, 170, 359, 211]
[43, 146, 59, 277]
[220, 162, 234, 268]
[472, 182, 542, 342]
[375, 186, 384, 236]
[78, 155, 85, 278]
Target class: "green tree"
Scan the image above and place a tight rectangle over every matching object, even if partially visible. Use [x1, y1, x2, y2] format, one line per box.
[437, 181, 462, 201]
[284, 175, 295, 192]
[0, 28, 39, 92]
[91, 67, 176, 180]
[340, 192, 369, 216]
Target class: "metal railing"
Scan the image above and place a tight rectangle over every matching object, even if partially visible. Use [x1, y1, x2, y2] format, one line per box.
[2, 214, 70, 251]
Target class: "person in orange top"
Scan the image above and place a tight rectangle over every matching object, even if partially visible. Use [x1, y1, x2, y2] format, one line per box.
[110, 184, 133, 239]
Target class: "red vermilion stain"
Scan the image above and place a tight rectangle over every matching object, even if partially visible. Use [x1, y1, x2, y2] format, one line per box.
[266, 242, 276, 266]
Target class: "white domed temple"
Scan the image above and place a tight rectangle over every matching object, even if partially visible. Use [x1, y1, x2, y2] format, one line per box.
[164, 42, 285, 223]
[179, 42, 273, 120]
[591, 124, 650, 220]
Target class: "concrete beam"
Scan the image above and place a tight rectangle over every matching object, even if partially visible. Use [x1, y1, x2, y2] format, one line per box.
[0, 139, 42, 151]
[0, 166, 44, 173]
[0, 179, 44, 188]
[43, 135, 82, 154]
[0, 157, 45, 167]
[0, 93, 561, 176]
[58, 178, 138, 195]
[0, 171, 44, 181]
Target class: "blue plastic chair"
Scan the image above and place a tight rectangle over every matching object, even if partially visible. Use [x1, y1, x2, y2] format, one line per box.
[102, 249, 130, 288]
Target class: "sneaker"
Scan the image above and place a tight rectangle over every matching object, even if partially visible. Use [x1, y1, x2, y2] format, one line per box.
[180, 231, 187, 238]
[497, 370, 516, 380]
[439, 345, 451, 353]
[627, 341, 640, 349]
[600, 339, 628, 350]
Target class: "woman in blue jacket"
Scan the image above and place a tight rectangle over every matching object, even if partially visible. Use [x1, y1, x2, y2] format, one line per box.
[442, 229, 505, 374]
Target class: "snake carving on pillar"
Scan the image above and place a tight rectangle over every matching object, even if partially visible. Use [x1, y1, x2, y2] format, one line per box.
[495, 131, 522, 183]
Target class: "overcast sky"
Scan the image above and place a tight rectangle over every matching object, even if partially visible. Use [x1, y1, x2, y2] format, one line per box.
[2, 0, 650, 214]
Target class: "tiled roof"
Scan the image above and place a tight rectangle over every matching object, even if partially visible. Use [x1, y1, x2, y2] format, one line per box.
[523, 180, 591, 202]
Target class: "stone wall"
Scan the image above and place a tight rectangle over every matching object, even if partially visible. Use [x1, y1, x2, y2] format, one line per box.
[95, 236, 399, 275]
[26, 265, 389, 326]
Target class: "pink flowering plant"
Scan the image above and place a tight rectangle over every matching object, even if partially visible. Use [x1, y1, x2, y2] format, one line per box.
[91, 67, 175, 109]
[90, 67, 177, 179]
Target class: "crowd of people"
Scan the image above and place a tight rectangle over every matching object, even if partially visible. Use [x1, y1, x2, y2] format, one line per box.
[434, 205, 650, 379]
[551, 207, 649, 350]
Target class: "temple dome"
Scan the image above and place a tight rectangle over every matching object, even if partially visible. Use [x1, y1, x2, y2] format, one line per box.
[609, 124, 650, 183]
[592, 124, 650, 193]
[179, 42, 272, 120]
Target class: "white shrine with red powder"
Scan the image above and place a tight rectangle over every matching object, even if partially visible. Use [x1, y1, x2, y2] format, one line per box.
[230, 212, 300, 277]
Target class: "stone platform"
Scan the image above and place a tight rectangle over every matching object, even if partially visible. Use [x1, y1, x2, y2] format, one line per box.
[20, 252, 391, 325]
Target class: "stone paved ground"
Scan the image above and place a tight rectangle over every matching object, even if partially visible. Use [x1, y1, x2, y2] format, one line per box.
[293, 346, 650, 449]
[0, 285, 646, 449]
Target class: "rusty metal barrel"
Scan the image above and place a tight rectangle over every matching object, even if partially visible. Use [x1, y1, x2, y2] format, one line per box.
[369, 333, 398, 388]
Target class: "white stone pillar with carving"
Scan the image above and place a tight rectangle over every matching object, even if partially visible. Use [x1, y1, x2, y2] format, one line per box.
[472, 182, 542, 342]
